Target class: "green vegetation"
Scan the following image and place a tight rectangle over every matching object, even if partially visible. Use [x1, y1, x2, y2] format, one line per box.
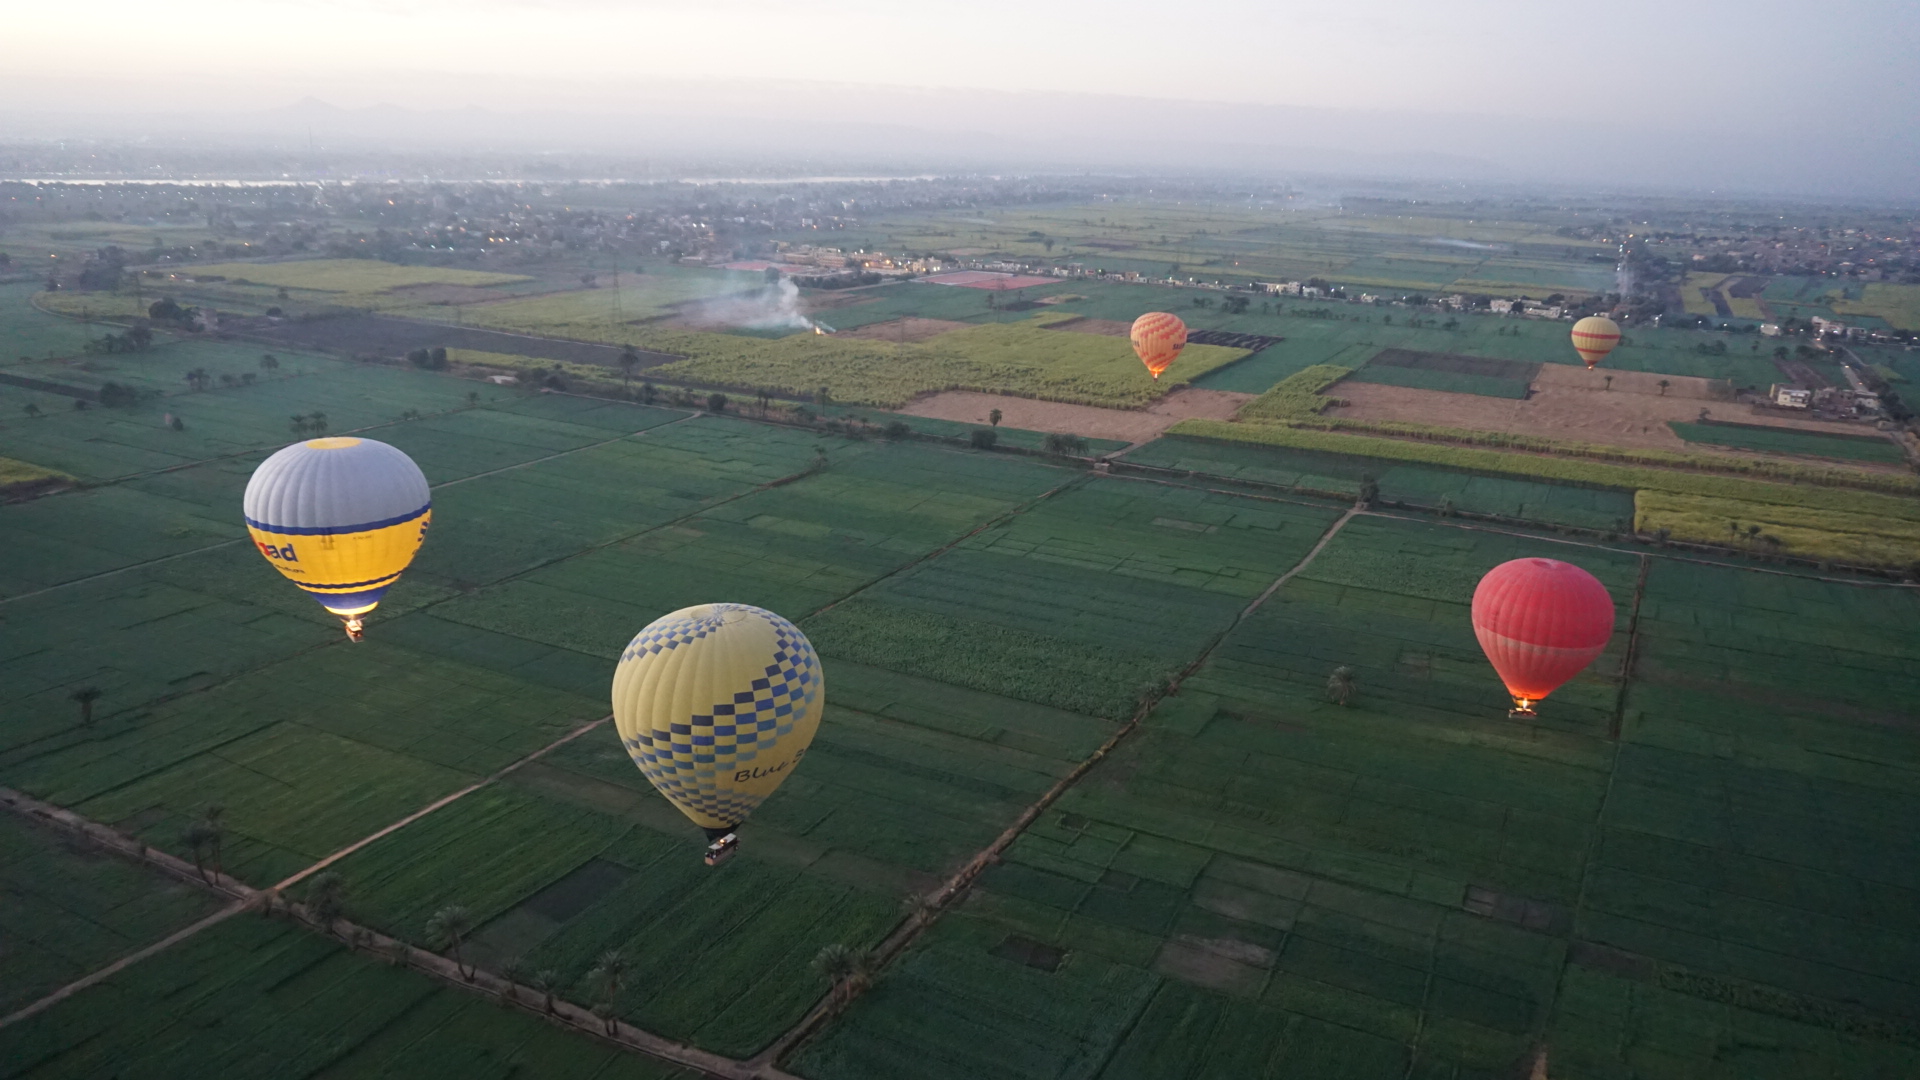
[1168, 418, 1920, 501]
[0, 915, 701, 1079]
[0, 456, 73, 490]
[1234, 364, 1352, 421]
[645, 320, 1249, 409]
[1125, 436, 1637, 531]
[0, 810, 225, 1015]
[190, 258, 530, 293]
[1830, 282, 1920, 330]
[1667, 420, 1908, 464]
[1636, 489, 1920, 565]
[1343, 348, 1540, 399]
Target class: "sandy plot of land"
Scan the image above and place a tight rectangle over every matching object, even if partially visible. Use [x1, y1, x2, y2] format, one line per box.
[384, 283, 526, 305]
[902, 387, 1254, 444]
[835, 318, 971, 342]
[1331, 365, 1893, 454]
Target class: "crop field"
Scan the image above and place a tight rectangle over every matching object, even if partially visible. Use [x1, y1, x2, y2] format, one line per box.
[6, 272, 1920, 1078]
[0, 810, 224, 1016]
[1829, 282, 1920, 331]
[1667, 420, 1908, 464]
[1344, 348, 1540, 400]
[1634, 489, 1920, 566]
[0, 916, 700, 1079]
[1124, 434, 1638, 531]
[643, 320, 1250, 409]
[798, 514, 1920, 1080]
[453, 265, 770, 332]
[189, 259, 531, 293]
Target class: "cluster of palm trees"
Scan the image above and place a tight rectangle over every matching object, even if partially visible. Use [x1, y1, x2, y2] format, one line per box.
[182, 805, 227, 881]
[289, 411, 329, 436]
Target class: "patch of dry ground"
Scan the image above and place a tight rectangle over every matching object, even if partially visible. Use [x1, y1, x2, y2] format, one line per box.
[902, 388, 1253, 444]
[1327, 363, 1904, 467]
[835, 318, 972, 343]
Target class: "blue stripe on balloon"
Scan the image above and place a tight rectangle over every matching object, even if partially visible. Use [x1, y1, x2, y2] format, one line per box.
[246, 502, 430, 537]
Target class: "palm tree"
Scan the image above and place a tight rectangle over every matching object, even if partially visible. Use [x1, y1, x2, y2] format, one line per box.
[499, 960, 527, 1004]
[467, 390, 480, 406]
[1602, 375, 1613, 392]
[306, 411, 328, 434]
[290, 415, 310, 435]
[814, 944, 878, 1005]
[988, 408, 1003, 428]
[23, 402, 42, 419]
[200, 805, 227, 878]
[183, 821, 219, 881]
[587, 949, 627, 1005]
[305, 871, 346, 936]
[1327, 666, 1357, 707]
[260, 353, 279, 372]
[618, 347, 639, 389]
[69, 686, 102, 725]
[426, 905, 475, 979]
[593, 1000, 619, 1036]
[1657, 379, 1671, 396]
[901, 892, 937, 929]
[531, 969, 560, 1014]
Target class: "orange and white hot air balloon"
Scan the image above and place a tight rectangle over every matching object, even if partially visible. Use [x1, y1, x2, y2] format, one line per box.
[1570, 315, 1620, 370]
[1130, 312, 1187, 380]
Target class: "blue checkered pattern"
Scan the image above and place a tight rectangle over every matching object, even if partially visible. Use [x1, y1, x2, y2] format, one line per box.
[619, 605, 819, 827]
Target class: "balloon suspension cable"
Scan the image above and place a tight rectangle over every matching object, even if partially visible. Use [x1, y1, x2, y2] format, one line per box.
[1507, 696, 1537, 720]
[703, 831, 739, 867]
[342, 616, 366, 643]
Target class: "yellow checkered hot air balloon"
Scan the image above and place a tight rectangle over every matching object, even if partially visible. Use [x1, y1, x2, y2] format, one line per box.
[244, 437, 431, 641]
[1130, 312, 1188, 380]
[612, 604, 824, 865]
[1571, 315, 1621, 370]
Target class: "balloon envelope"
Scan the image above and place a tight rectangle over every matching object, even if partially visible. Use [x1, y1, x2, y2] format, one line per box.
[1570, 315, 1621, 370]
[611, 604, 823, 836]
[243, 437, 430, 618]
[1471, 558, 1615, 705]
[1131, 312, 1187, 380]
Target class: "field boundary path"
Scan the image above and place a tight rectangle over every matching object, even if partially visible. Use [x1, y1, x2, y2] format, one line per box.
[749, 502, 1365, 1072]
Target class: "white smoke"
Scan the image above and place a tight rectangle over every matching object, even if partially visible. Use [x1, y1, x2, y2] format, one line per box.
[683, 275, 817, 332]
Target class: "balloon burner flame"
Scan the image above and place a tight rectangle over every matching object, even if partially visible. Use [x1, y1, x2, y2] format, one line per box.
[1507, 696, 1537, 720]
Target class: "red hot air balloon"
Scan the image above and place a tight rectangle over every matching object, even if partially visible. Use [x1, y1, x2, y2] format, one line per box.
[1471, 558, 1615, 717]
[1131, 312, 1188, 380]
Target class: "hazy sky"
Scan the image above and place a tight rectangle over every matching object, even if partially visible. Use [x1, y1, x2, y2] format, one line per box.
[6, 0, 1914, 118]
[3, 0, 1917, 194]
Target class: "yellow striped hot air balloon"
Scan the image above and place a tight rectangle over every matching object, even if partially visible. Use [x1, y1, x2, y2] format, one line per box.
[1130, 312, 1188, 380]
[612, 604, 824, 865]
[1571, 315, 1621, 370]
[244, 437, 430, 641]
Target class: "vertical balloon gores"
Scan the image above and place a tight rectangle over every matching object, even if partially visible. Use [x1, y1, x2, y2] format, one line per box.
[243, 437, 431, 642]
[1470, 558, 1615, 718]
[1131, 312, 1188, 380]
[611, 604, 824, 866]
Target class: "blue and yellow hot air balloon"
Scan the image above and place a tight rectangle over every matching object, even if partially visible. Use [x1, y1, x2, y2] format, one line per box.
[243, 437, 430, 640]
[612, 604, 823, 864]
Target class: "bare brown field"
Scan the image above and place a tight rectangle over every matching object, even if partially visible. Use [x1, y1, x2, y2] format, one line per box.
[902, 387, 1253, 444]
[835, 318, 972, 343]
[1329, 365, 1899, 467]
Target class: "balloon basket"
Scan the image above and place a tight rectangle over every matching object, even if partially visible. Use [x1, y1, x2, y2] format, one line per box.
[1507, 697, 1537, 720]
[704, 832, 739, 867]
[342, 616, 366, 643]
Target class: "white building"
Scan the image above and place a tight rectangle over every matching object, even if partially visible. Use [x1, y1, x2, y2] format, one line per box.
[1770, 384, 1811, 408]
[1759, 323, 1782, 336]
[1490, 299, 1517, 314]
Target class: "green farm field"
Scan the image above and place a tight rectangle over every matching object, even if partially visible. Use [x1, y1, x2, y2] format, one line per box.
[4, 267, 1919, 1080]
[1667, 420, 1909, 464]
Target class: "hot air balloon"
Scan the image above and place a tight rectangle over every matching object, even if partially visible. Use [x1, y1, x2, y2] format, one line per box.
[1131, 312, 1187, 380]
[1471, 558, 1615, 718]
[1570, 315, 1621, 370]
[244, 437, 431, 642]
[612, 603, 823, 865]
